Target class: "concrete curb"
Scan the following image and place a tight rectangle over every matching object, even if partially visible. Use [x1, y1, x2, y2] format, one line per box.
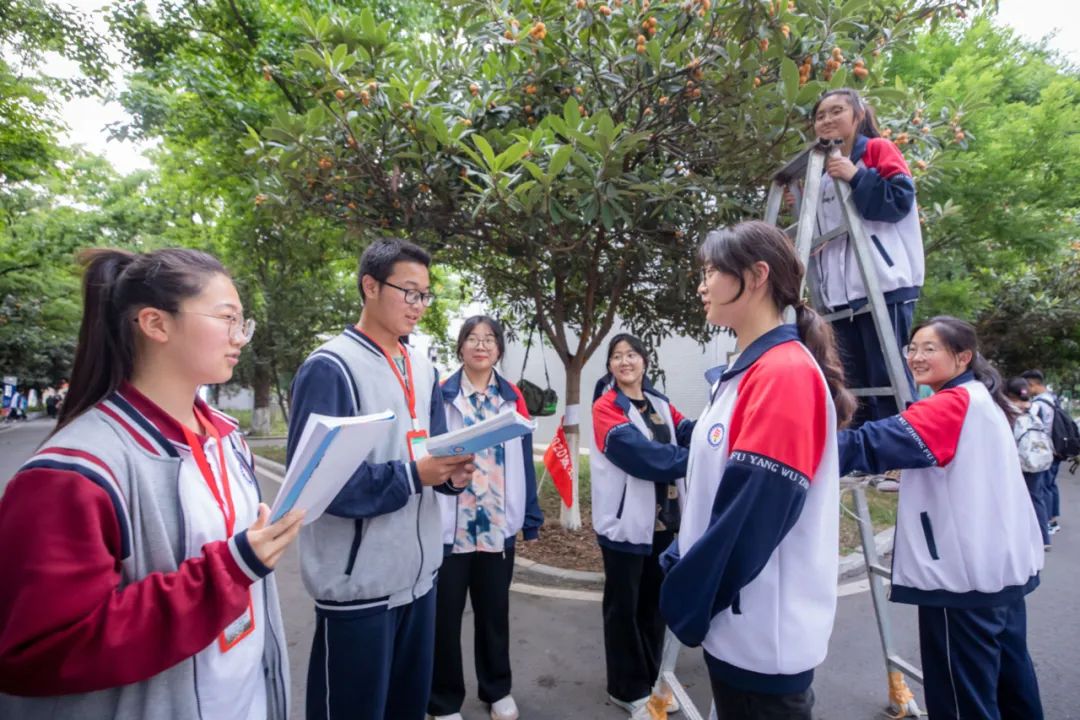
[253, 454, 286, 484]
[837, 526, 895, 580]
[515, 555, 604, 584]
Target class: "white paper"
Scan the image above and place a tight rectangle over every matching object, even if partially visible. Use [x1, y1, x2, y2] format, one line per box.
[427, 410, 536, 457]
[270, 410, 396, 524]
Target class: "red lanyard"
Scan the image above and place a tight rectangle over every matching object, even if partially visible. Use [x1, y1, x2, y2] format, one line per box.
[180, 409, 237, 536]
[371, 339, 419, 427]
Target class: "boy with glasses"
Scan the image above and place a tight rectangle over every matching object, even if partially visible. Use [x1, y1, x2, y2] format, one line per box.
[288, 238, 476, 720]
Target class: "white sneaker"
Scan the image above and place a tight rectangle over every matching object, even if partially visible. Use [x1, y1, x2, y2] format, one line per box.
[609, 694, 650, 715]
[490, 695, 519, 720]
[428, 714, 463, 720]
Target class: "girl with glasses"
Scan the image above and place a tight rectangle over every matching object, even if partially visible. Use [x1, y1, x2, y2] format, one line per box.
[0, 248, 304, 719]
[838, 316, 1044, 719]
[429, 315, 543, 720]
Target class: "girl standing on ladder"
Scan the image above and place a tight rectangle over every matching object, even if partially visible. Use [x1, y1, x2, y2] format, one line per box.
[809, 88, 925, 425]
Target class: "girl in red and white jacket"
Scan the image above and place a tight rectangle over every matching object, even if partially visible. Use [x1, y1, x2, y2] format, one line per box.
[811, 88, 924, 424]
[838, 316, 1044, 720]
[660, 221, 856, 719]
[0, 249, 304, 720]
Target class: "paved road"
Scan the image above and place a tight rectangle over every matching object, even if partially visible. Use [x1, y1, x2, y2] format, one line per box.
[2, 421, 1078, 718]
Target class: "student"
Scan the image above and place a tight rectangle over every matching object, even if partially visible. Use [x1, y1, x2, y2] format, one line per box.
[591, 333, 693, 716]
[0, 248, 303, 719]
[1023, 369, 1063, 535]
[660, 221, 855, 720]
[1006, 377, 1053, 548]
[288, 238, 476, 720]
[839, 317, 1044, 720]
[810, 87, 924, 424]
[429, 315, 543, 720]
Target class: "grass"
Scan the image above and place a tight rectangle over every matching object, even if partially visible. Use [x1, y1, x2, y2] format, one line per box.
[839, 485, 899, 555]
[228, 409, 288, 436]
[253, 445, 288, 466]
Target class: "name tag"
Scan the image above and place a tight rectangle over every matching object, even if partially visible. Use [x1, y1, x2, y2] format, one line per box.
[218, 595, 256, 653]
[407, 428, 429, 461]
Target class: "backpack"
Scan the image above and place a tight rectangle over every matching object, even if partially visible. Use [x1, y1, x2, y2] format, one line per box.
[517, 321, 558, 417]
[1013, 411, 1054, 473]
[1034, 396, 1080, 461]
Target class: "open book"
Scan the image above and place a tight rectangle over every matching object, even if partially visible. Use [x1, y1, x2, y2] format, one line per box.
[427, 410, 536, 457]
[270, 410, 396, 524]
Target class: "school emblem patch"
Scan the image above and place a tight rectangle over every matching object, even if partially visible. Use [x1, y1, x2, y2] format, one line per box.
[707, 423, 726, 448]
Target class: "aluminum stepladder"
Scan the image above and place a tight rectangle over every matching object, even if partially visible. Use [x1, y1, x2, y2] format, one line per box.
[639, 140, 922, 720]
[766, 139, 922, 718]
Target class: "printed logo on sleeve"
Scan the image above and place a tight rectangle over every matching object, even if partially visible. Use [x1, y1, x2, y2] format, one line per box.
[707, 423, 726, 448]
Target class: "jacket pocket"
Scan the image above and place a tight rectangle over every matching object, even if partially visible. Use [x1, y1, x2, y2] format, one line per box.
[871, 234, 895, 267]
[920, 511, 940, 561]
[344, 518, 364, 575]
[615, 482, 628, 520]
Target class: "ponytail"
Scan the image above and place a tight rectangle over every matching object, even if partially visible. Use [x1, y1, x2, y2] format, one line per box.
[971, 351, 1018, 426]
[56, 247, 228, 432]
[699, 221, 855, 429]
[795, 303, 857, 428]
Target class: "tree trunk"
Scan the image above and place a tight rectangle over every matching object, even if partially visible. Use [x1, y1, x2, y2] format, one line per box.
[559, 359, 583, 530]
[251, 361, 272, 436]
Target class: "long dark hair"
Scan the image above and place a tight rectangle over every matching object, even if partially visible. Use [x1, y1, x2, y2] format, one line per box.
[699, 221, 856, 428]
[57, 247, 228, 431]
[911, 316, 1016, 425]
[811, 88, 881, 139]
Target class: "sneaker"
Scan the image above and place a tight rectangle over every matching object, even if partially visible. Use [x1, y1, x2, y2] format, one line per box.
[429, 715, 463, 720]
[490, 695, 519, 720]
[608, 694, 650, 715]
[1049, 521, 1061, 535]
[1045, 544, 1052, 552]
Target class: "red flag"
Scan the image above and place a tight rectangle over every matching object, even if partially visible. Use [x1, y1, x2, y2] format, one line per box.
[544, 421, 575, 508]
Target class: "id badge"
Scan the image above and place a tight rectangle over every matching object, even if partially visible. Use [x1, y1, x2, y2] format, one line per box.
[407, 428, 429, 461]
[218, 595, 256, 653]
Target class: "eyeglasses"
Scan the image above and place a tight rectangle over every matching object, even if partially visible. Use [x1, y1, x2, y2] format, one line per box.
[464, 336, 498, 349]
[611, 351, 642, 364]
[382, 280, 436, 307]
[178, 312, 256, 343]
[904, 344, 941, 360]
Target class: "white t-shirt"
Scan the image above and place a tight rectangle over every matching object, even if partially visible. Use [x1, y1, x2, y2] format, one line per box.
[177, 433, 267, 720]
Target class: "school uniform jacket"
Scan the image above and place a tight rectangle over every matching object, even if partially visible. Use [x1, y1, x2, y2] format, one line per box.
[591, 379, 693, 554]
[839, 372, 1044, 607]
[0, 383, 289, 720]
[438, 368, 543, 552]
[816, 133, 925, 310]
[660, 325, 839, 695]
[288, 327, 463, 616]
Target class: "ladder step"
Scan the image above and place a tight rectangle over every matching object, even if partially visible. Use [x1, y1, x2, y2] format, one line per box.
[811, 226, 846, 250]
[851, 387, 899, 398]
[886, 655, 924, 684]
[822, 306, 871, 322]
[868, 563, 892, 580]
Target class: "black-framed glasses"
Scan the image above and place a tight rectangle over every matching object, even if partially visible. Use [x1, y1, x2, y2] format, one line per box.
[381, 280, 436, 307]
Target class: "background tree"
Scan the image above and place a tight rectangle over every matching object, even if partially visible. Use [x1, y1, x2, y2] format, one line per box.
[254, 0, 981, 526]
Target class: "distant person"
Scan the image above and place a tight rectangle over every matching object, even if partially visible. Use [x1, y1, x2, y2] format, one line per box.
[45, 394, 58, 419]
[1006, 377, 1054, 548]
[1023, 369, 1066, 536]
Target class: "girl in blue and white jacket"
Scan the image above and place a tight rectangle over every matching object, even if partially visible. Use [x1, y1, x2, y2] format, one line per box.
[839, 316, 1044, 720]
[660, 221, 856, 719]
[811, 88, 924, 423]
[591, 333, 693, 715]
[430, 315, 542, 720]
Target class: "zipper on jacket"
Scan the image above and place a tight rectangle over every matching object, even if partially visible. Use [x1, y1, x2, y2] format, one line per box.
[413, 490, 424, 600]
[920, 511, 940, 561]
[345, 518, 364, 575]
